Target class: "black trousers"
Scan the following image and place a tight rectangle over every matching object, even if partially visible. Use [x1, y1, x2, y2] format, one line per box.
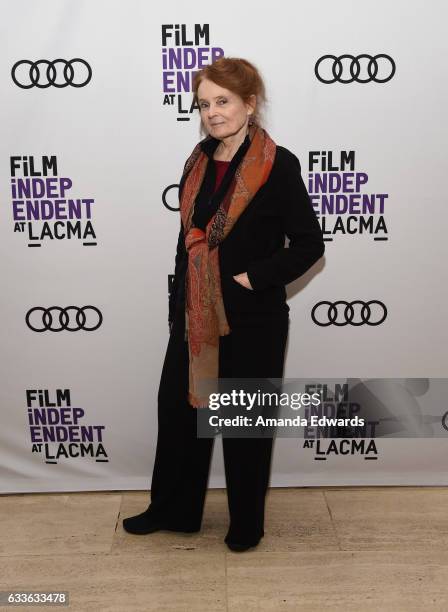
[147, 303, 289, 545]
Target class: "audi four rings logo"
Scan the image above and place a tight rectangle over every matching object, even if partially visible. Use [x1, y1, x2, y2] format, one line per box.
[11, 59, 92, 89]
[315, 54, 396, 83]
[311, 301, 387, 326]
[26, 306, 103, 332]
[442, 411, 448, 432]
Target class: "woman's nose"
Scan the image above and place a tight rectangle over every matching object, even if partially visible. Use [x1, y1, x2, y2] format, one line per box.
[207, 104, 218, 118]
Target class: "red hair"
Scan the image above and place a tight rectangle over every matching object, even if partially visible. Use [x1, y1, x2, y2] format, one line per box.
[192, 57, 267, 133]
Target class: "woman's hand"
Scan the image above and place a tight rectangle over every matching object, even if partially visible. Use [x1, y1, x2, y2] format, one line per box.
[232, 272, 253, 290]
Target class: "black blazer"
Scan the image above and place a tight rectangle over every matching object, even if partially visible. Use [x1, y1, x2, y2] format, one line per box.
[168, 133, 325, 324]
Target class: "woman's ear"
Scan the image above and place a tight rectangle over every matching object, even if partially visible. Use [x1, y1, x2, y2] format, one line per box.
[247, 94, 257, 116]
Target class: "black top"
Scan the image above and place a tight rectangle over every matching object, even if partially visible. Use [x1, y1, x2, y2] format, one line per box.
[190, 134, 251, 231]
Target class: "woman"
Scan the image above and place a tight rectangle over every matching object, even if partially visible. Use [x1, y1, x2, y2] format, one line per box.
[123, 57, 325, 551]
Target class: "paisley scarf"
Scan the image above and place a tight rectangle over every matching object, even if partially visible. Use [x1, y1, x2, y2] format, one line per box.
[179, 123, 276, 408]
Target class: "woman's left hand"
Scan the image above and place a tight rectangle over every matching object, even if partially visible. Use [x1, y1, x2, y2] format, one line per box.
[232, 272, 253, 290]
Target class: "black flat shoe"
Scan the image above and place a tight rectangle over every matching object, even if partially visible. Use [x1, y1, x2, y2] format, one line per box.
[225, 540, 260, 552]
[122, 511, 163, 535]
[122, 511, 201, 535]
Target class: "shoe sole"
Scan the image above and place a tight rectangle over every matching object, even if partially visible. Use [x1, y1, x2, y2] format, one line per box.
[122, 521, 200, 535]
[226, 541, 260, 552]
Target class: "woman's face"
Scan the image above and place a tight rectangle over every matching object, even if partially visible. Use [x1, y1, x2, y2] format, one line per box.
[197, 78, 255, 138]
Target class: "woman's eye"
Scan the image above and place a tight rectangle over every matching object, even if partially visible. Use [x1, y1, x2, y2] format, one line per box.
[199, 100, 226, 108]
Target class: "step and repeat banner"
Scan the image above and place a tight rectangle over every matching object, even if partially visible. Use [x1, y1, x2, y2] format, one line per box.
[1, 0, 447, 493]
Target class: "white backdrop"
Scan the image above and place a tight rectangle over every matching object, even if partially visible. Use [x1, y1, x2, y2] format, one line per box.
[1, 0, 447, 493]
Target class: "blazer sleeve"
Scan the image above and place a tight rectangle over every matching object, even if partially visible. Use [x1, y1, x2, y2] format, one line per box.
[246, 151, 325, 291]
[168, 160, 190, 326]
[168, 220, 186, 326]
